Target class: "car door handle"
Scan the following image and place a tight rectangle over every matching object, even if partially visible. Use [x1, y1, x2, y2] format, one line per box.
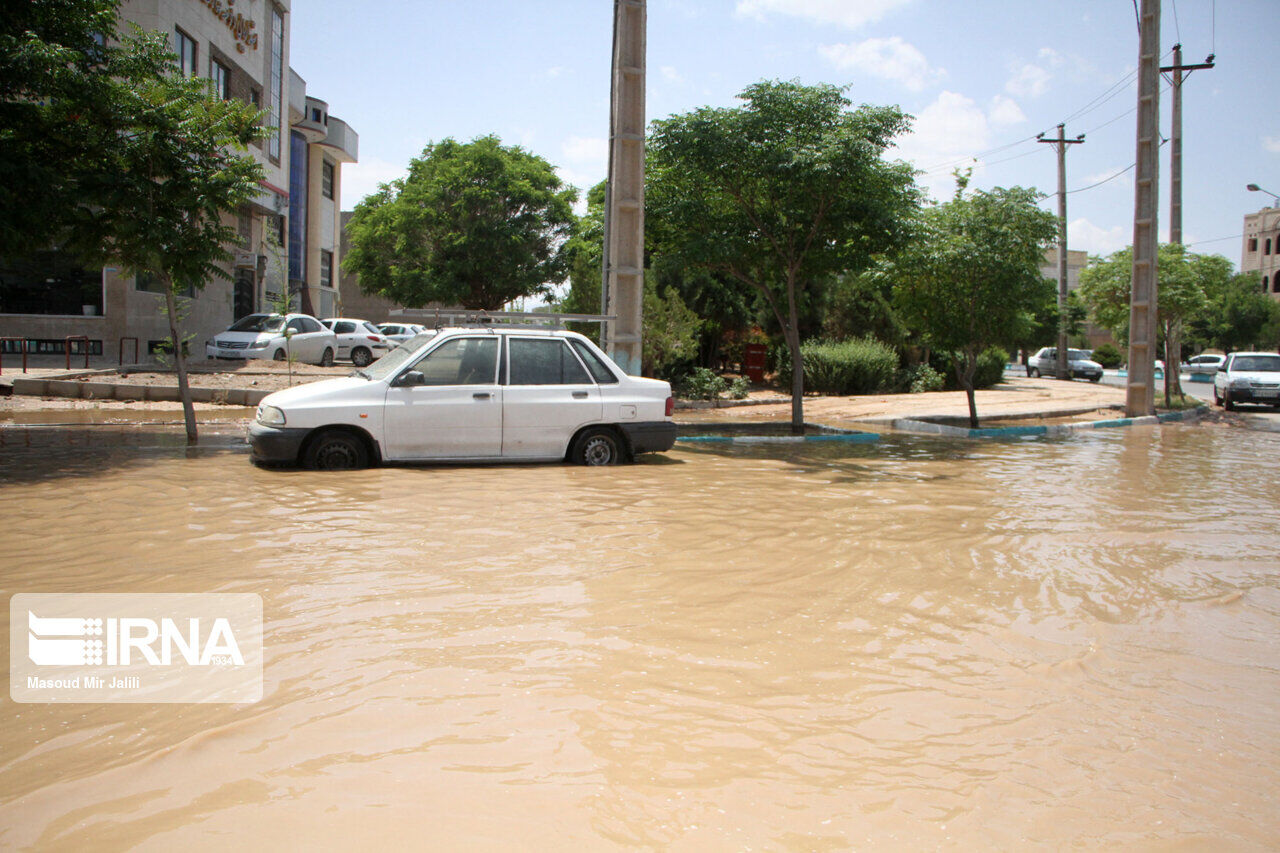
[473, 392, 491, 400]
[572, 391, 589, 399]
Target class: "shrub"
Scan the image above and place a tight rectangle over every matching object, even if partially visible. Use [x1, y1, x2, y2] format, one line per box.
[906, 364, 945, 393]
[1092, 342, 1122, 369]
[679, 367, 729, 400]
[727, 377, 750, 399]
[929, 347, 1009, 390]
[774, 338, 899, 396]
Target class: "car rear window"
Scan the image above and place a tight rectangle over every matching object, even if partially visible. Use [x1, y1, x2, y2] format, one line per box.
[334, 321, 356, 334]
[569, 339, 619, 384]
[508, 339, 591, 385]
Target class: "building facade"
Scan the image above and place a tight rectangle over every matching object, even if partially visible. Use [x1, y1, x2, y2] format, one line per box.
[1039, 247, 1112, 350]
[1242, 206, 1280, 300]
[0, 0, 357, 358]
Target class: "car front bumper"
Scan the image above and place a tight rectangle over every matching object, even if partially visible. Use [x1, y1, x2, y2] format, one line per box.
[207, 344, 271, 360]
[1227, 387, 1280, 404]
[248, 422, 311, 464]
[619, 421, 677, 454]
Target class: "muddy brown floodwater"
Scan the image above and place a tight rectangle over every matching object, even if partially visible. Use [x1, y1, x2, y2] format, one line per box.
[0, 423, 1277, 849]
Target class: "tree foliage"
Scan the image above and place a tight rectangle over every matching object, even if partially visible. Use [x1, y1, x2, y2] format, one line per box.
[1186, 270, 1280, 353]
[345, 136, 577, 311]
[883, 186, 1058, 427]
[647, 79, 918, 429]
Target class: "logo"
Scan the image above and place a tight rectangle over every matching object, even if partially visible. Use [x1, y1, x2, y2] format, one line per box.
[11, 594, 262, 704]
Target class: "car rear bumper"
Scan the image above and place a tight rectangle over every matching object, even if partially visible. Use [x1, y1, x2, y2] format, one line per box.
[619, 421, 677, 454]
[248, 422, 311, 464]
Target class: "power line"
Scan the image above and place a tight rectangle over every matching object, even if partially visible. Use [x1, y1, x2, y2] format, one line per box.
[1185, 233, 1241, 247]
[1067, 163, 1134, 194]
[1170, 0, 1182, 43]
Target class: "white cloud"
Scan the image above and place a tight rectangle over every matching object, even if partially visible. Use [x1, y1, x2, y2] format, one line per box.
[660, 65, 684, 85]
[735, 0, 912, 30]
[818, 37, 943, 91]
[987, 94, 1026, 127]
[338, 157, 407, 207]
[1006, 62, 1051, 98]
[558, 135, 610, 197]
[893, 91, 993, 199]
[1263, 135, 1280, 154]
[545, 66, 566, 79]
[1069, 218, 1128, 256]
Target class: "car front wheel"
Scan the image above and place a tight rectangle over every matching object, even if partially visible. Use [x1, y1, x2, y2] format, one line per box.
[351, 346, 373, 367]
[1213, 386, 1221, 406]
[304, 429, 370, 470]
[572, 427, 625, 466]
[1223, 390, 1236, 411]
[1029, 368, 1040, 378]
[273, 348, 287, 361]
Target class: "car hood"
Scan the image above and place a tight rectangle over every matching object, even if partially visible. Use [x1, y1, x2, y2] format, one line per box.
[261, 376, 379, 408]
[212, 331, 277, 343]
[1068, 359, 1102, 369]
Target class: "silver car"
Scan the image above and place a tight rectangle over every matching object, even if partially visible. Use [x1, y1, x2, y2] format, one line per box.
[1027, 347, 1104, 381]
[1213, 352, 1280, 410]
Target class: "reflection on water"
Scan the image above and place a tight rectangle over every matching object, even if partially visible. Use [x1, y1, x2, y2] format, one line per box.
[1, 424, 1278, 849]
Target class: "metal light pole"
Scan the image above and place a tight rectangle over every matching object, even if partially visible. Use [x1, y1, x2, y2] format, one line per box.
[1248, 183, 1280, 204]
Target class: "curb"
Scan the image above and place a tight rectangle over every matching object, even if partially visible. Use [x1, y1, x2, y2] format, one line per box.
[891, 406, 1208, 439]
[9, 378, 269, 406]
[675, 396, 790, 410]
[676, 421, 880, 444]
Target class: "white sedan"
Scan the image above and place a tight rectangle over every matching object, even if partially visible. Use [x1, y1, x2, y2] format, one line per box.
[320, 317, 392, 367]
[206, 313, 337, 365]
[378, 323, 431, 345]
[248, 328, 676, 469]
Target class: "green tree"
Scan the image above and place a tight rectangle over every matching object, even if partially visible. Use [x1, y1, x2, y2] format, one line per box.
[884, 186, 1058, 427]
[345, 136, 577, 310]
[1078, 244, 1224, 400]
[1186, 270, 1280, 353]
[641, 274, 702, 380]
[647, 80, 918, 430]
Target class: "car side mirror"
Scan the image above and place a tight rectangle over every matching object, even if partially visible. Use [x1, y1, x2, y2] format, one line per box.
[394, 371, 426, 387]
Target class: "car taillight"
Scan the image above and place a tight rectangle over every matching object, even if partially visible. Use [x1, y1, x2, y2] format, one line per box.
[665, 396, 674, 417]
[367, 335, 383, 342]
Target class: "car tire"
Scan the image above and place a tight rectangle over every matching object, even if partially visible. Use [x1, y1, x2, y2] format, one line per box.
[1213, 386, 1221, 406]
[273, 348, 287, 361]
[1090, 374, 1101, 382]
[571, 427, 625, 466]
[1223, 391, 1235, 411]
[351, 346, 373, 367]
[320, 347, 334, 367]
[1029, 368, 1040, 378]
[304, 429, 370, 470]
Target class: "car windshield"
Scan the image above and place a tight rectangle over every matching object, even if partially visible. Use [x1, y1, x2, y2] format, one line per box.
[361, 334, 439, 380]
[1233, 355, 1280, 372]
[227, 314, 284, 333]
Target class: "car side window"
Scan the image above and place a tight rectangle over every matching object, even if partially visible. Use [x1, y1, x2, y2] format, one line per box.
[569, 339, 619, 384]
[407, 337, 498, 385]
[286, 318, 305, 333]
[508, 338, 592, 385]
[334, 321, 356, 334]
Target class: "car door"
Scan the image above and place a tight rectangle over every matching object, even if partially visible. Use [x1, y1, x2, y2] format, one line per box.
[501, 336, 602, 459]
[285, 316, 322, 362]
[332, 320, 357, 358]
[381, 336, 502, 459]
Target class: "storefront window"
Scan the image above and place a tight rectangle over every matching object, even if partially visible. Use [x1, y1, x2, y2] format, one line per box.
[0, 254, 103, 316]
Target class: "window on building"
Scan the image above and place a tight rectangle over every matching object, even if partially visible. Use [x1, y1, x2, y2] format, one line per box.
[1248, 237, 1259, 253]
[275, 215, 286, 249]
[321, 161, 334, 199]
[267, 7, 284, 161]
[1264, 274, 1271, 292]
[1273, 275, 1280, 294]
[1267, 238, 1273, 255]
[210, 59, 230, 99]
[319, 250, 332, 289]
[174, 28, 197, 78]
[0, 253, 103, 316]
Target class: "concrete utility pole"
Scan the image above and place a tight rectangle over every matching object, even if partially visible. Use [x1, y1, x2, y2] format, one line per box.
[1038, 123, 1085, 381]
[601, 0, 646, 375]
[1160, 44, 1214, 400]
[1126, 0, 1160, 417]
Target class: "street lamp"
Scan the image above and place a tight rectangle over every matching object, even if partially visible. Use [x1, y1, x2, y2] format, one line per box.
[1247, 183, 1280, 203]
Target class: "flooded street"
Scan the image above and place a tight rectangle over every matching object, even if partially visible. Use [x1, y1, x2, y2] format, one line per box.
[1, 424, 1278, 849]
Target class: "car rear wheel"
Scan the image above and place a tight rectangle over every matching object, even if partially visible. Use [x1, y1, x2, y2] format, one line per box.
[304, 429, 369, 470]
[571, 427, 624, 466]
[320, 347, 334, 367]
[351, 346, 373, 367]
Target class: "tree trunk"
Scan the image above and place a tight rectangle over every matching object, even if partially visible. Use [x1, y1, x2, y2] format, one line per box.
[787, 327, 804, 434]
[957, 351, 979, 429]
[1165, 320, 1184, 400]
[162, 276, 198, 444]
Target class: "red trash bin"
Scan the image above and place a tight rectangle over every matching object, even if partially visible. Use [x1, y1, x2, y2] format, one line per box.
[743, 343, 767, 383]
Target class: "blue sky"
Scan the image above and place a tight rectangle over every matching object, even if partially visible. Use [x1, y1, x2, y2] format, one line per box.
[290, 0, 1278, 269]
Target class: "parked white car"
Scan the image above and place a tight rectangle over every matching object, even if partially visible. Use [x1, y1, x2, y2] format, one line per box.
[1184, 353, 1225, 375]
[206, 313, 337, 365]
[320, 317, 392, 366]
[1027, 347, 1104, 381]
[249, 328, 677, 469]
[378, 322, 431, 345]
[1213, 351, 1280, 410]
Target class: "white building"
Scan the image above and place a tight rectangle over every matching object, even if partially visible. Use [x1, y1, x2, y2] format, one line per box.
[0, 0, 358, 358]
